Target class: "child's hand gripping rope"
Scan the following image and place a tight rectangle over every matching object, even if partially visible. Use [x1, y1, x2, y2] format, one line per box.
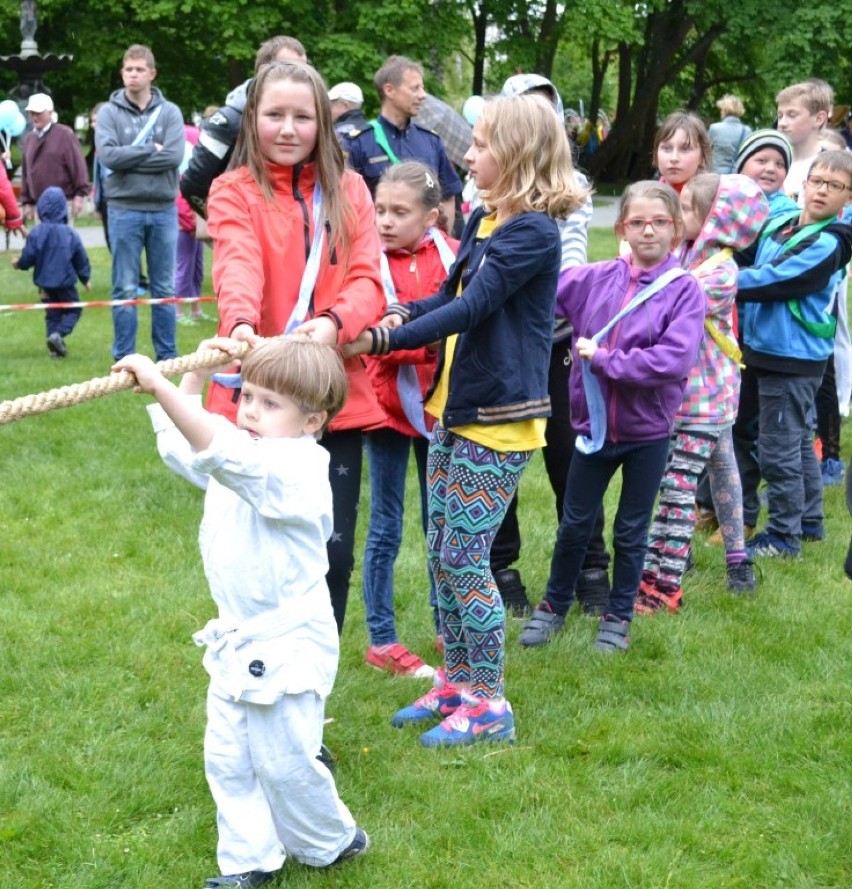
[0, 338, 252, 426]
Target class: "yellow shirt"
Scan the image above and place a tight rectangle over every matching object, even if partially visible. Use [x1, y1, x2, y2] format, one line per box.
[425, 213, 546, 452]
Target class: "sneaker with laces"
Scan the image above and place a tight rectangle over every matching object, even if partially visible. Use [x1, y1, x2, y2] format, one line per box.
[747, 531, 799, 558]
[634, 586, 682, 615]
[390, 671, 462, 727]
[331, 826, 370, 864]
[365, 643, 434, 678]
[204, 871, 278, 888]
[419, 698, 516, 748]
[726, 559, 757, 593]
[821, 457, 845, 487]
[518, 601, 566, 647]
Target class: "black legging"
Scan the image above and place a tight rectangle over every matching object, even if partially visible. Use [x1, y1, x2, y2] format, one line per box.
[319, 428, 364, 635]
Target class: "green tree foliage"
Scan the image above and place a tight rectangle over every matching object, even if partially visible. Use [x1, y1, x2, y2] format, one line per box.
[0, 0, 848, 181]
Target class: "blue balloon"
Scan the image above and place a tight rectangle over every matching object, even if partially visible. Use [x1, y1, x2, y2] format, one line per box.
[0, 99, 20, 132]
[9, 111, 25, 137]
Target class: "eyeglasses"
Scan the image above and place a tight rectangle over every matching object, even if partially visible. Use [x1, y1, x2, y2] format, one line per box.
[805, 176, 851, 194]
[622, 217, 675, 232]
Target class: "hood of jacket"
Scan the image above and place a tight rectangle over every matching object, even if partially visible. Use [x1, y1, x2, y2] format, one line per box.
[683, 173, 769, 268]
[36, 186, 67, 223]
[225, 79, 250, 114]
[108, 85, 167, 115]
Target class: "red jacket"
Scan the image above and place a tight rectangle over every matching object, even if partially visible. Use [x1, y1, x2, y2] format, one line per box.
[206, 162, 386, 431]
[368, 235, 459, 436]
[0, 167, 23, 230]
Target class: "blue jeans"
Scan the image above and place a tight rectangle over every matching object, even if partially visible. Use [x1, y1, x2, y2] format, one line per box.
[544, 437, 671, 621]
[362, 428, 435, 645]
[108, 205, 178, 361]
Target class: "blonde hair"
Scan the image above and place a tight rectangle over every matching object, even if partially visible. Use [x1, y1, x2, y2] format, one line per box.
[653, 111, 713, 175]
[241, 338, 348, 434]
[377, 161, 447, 232]
[233, 61, 353, 256]
[776, 82, 832, 117]
[716, 94, 744, 118]
[476, 94, 588, 219]
[617, 180, 683, 239]
[683, 173, 720, 227]
[123, 44, 155, 69]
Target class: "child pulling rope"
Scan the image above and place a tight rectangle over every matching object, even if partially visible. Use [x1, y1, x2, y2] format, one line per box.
[0, 341, 250, 426]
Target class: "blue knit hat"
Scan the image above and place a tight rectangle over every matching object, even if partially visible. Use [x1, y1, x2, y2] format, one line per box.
[735, 129, 792, 174]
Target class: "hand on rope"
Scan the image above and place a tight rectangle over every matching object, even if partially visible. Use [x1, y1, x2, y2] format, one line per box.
[0, 338, 252, 426]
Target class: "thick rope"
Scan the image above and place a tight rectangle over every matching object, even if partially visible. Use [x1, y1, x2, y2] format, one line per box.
[0, 343, 250, 426]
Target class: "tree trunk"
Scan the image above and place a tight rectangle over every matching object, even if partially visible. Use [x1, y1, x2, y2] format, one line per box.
[587, 2, 726, 182]
[468, 1, 488, 96]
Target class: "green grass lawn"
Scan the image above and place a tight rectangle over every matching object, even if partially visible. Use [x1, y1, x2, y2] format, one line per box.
[0, 234, 850, 888]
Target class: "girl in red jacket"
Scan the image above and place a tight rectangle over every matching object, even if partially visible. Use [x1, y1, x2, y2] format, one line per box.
[207, 61, 386, 635]
[362, 161, 459, 678]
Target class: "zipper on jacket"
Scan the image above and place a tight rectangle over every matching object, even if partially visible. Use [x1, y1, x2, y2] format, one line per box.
[291, 165, 311, 261]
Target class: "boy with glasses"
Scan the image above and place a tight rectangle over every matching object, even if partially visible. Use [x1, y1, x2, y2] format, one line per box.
[736, 151, 852, 558]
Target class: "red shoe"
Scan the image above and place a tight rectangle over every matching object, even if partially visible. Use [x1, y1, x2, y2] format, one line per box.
[635, 586, 683, 616]
[365, 643, 435, 678]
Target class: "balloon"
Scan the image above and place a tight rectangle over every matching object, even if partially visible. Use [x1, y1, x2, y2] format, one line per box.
[0, 99, 19, 132]
[9, 111, 26, 137]
[462, 95, 485, 126]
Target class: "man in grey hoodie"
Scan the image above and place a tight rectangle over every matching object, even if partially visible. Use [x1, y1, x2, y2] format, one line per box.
[96, 44, 184, 362]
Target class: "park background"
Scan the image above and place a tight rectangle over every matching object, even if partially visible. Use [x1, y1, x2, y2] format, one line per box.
[0, 2, 851, 886]
[0, 1, 850, 181]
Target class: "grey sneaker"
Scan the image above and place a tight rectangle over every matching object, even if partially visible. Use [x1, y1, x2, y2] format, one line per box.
[518, 603, 566, 648]
[593, 614, 630, 653]
[726, 559, 757, 593]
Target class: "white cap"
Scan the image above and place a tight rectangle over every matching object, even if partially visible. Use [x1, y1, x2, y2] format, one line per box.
[328, 82, 363, 106]
[25, 93, 54, 113]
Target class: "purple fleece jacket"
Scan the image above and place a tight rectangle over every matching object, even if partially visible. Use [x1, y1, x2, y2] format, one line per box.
[556, 252, 705, 443]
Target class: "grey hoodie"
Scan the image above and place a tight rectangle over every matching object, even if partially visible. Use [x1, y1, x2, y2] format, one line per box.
[95, 86, 185, 210]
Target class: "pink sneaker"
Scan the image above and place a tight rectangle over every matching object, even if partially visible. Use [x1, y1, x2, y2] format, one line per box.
[365, 643, 434, 679]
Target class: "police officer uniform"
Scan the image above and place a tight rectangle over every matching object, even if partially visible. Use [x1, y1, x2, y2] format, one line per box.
[343, 114, 462, 199]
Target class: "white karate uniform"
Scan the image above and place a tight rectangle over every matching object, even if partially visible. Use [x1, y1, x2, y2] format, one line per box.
[148, 402, 356, 872]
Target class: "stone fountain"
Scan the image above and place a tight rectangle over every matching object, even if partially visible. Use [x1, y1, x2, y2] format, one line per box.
[0, 1, 72, 104]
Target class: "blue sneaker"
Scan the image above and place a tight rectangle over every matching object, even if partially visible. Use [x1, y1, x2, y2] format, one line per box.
[331, 826, 370, 864]
[419, 698, 516, 748]
[747, 531, 799, 559]
[821, 457, 845, 487]
[390, 670, 462, 727]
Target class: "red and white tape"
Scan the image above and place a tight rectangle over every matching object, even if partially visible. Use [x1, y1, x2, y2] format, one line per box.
[0, 296, 216, 312]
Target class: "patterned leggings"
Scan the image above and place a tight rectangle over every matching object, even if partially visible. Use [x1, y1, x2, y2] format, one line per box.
[427, 424, 530, 699]
[645, 427, 745, 589]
